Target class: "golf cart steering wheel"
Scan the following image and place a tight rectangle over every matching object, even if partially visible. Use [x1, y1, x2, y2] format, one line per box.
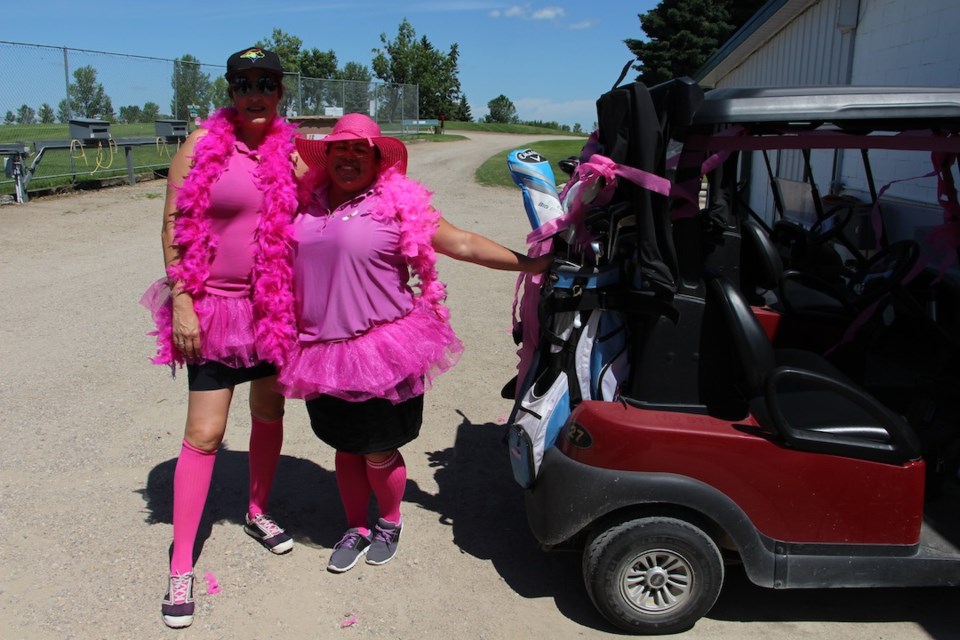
[848, 240, 920, 304]
[807, 203, 855, 246]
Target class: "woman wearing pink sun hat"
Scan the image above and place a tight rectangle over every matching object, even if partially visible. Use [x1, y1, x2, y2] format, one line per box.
[285, 113, 552, 572]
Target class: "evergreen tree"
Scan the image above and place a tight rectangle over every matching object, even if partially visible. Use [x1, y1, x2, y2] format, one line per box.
[452, 94, 472, 122]
[4, 111, 14, 125]
[625, 0, 766, 85]
[372, 19, 464, 120]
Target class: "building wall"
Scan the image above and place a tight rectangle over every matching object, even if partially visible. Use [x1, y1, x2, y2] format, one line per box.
[711, 0, 955, 240]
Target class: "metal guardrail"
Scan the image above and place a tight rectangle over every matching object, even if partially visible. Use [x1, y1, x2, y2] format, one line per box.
[2, 135, 184, 203]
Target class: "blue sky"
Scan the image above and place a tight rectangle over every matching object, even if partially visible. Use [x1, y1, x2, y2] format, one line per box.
[4, 1, 658, 128]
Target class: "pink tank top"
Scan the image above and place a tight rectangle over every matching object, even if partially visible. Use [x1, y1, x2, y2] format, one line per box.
[203, 142, 262, 298]
[293, 188, 415, 342]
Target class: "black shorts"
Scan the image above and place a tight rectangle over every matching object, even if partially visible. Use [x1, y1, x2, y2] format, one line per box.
[305, 394, 424, 455]
[186, 361, 278, 392]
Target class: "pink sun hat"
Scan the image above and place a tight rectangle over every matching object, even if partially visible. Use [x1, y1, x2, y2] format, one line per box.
[296, 113, 408, 175]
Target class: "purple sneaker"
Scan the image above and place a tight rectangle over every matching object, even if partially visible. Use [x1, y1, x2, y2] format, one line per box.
[161, 572, 195, 628]
[328, 528, 371, 573]
[244, 513, 294, 554]
[366, 518, 402, 565]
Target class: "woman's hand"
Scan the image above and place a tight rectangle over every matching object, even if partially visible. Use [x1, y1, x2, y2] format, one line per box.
[171, 291, 201, 360]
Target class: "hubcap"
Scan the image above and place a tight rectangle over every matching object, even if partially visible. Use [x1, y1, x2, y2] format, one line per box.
[620, 548, 694, 614]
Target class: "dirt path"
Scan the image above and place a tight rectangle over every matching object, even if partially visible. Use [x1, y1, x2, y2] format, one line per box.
[0, 132, 955, 639]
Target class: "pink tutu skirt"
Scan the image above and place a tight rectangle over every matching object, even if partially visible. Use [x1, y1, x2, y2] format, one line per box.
[140, 278, 263, 369]
[279, 301, 464, 404]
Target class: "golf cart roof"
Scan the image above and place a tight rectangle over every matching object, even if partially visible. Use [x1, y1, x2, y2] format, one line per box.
[692, 86, 960, 129]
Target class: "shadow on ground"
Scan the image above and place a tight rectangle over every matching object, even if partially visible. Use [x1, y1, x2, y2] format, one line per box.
[138, 413, 960, 637]
[412, 410, 960, 637]
[138, 448, 343, 559]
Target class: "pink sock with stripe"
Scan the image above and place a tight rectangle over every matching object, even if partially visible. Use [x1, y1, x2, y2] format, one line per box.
[366, 450, 406, 525]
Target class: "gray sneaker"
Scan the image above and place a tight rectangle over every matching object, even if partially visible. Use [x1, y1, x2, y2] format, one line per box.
[366, 518, 402, 565]
[328, 528, 371, 573]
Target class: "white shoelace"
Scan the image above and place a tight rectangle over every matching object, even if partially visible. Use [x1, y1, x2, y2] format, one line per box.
[252, 514, 283, 537]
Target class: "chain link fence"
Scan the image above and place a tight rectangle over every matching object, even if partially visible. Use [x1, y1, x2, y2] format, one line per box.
[0, 41, 418, 201]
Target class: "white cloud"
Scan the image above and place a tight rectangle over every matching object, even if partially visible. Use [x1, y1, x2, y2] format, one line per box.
[569, 19, 597, 30]
[491, 4, 567, 21]
[514, 97, 598, 128]
[532, 7, 565, 20]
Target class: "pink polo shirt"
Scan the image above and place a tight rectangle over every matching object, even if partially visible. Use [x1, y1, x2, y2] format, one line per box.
[292, 187, 415, 343]
[203, 141, 262, 297]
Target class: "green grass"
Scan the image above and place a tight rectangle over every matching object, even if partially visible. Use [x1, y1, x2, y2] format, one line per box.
[476, 139, 587, 188]
[1, 119, 585, 198]
[0, 122, 166, 144]
[445, 120, 586, 136]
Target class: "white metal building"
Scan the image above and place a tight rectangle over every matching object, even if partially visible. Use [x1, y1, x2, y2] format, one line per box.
[694, 0, 960, 242]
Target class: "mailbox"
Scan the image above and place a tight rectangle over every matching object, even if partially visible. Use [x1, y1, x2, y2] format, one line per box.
[69, 118, 111, 141]
[155, 119, 187, 139]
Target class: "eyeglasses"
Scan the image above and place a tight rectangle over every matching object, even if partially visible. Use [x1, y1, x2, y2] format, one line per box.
[230, 75, 280, 96]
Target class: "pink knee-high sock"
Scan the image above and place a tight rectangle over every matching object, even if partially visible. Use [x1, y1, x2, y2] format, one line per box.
[171, 439, 217, 575]
[248, 415, 283, 517]
[366, 450, 406, 525]
[335, 451, 372, 534]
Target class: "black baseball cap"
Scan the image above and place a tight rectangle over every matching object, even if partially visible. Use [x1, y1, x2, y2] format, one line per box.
[225, 47, 284, 79]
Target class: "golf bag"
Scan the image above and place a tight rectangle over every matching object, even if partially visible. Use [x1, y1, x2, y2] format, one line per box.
[507, 264, 630, 488]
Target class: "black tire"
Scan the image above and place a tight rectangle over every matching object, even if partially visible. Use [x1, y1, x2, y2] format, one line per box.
[582, 517, 724, 635]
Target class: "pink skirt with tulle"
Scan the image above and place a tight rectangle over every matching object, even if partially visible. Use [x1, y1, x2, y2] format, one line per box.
[279, 301, 464, 404]
[140, 278, 263, 369]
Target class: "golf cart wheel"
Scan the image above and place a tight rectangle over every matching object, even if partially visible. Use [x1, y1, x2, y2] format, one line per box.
[582, 517, 724, 635]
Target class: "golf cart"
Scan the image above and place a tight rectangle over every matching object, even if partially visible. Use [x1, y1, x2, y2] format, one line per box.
[507, 81, 960, 634]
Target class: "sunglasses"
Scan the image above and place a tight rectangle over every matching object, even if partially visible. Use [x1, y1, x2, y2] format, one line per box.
[230, 75, 280, 96]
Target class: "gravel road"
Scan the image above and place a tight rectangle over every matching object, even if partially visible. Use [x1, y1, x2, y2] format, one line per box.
[0, 131, 955, 639]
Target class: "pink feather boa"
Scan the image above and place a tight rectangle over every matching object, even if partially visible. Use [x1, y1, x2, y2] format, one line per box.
[144, 107, 299, 369]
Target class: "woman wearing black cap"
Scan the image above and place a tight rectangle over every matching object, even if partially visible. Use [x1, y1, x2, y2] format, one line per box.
[141, 46, 298, 629]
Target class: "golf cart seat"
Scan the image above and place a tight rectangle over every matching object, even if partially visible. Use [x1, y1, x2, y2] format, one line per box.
[740, 215, 921, 320]
[707, 276, 922, 464]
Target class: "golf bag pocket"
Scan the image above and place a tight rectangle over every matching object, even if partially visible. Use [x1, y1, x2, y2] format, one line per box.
[508, 369, 572, 489]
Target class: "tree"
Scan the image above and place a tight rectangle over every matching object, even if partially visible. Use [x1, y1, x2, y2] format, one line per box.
[372, 19, 465, 120]
[625, 0, 766, 86]
[4, 111, 14, 125]
[141, 101, 160, 123]
[255, 28, 303, 72]
[451, 94, 472, 122]
[298, 48, 339, 114]
[339, 62, 373, 115]
[38, 103, 55, 124]
[171, 54, 212, 121]
[68, 65, 113, 119]
[255, 29, 341, 115]
[16, 104, 36, 125]
[119, 105, 142, 124]
[209, 77, 230, 111]
[484, 94, 518, 124]
[57, 99, 71, 123]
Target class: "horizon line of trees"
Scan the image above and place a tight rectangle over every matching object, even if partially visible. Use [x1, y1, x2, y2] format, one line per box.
[5, 2, 772, 129]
